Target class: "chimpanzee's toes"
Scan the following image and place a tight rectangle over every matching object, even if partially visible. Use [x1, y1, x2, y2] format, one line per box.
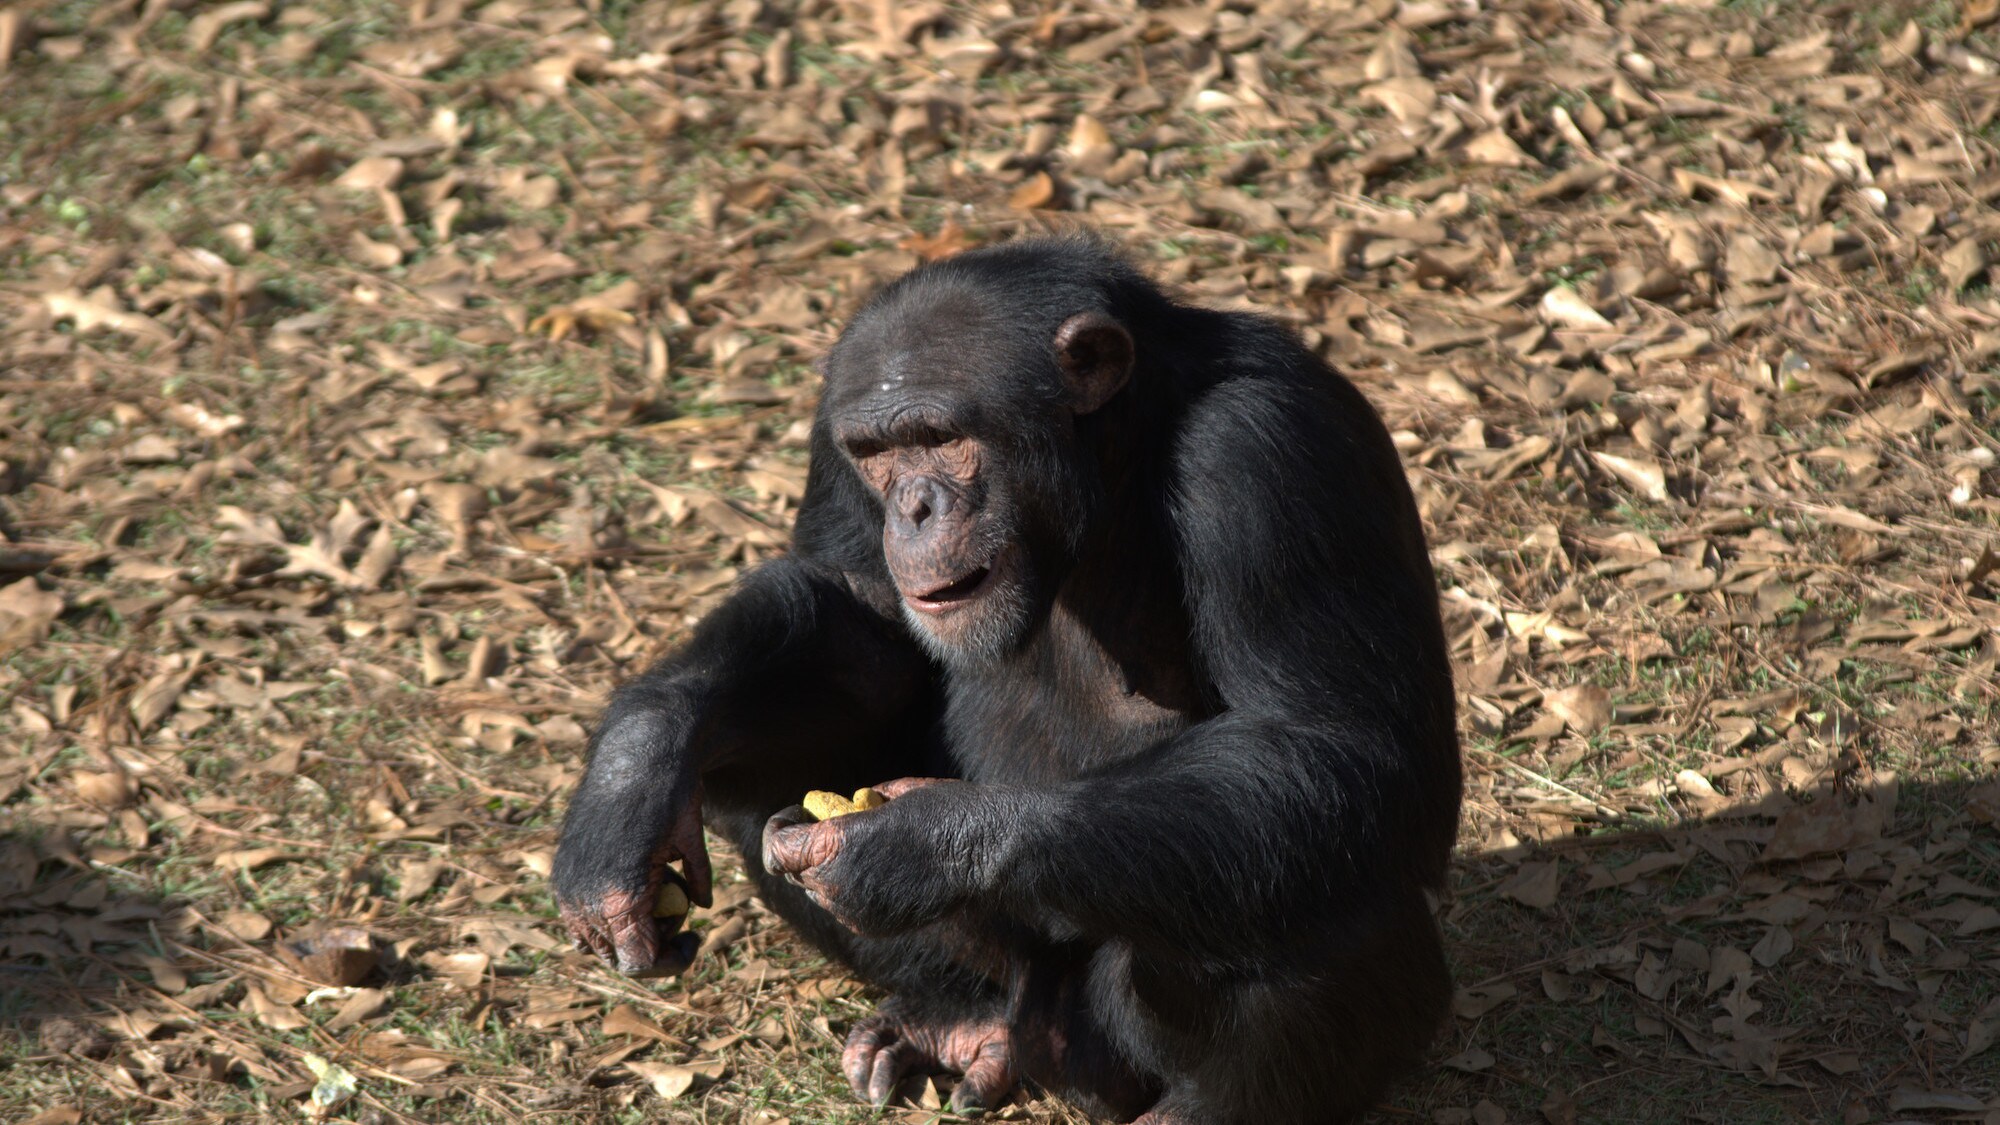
[949, 1036, 1013, 1116]
[841, 1014, 900, 1099]
[839, 1007, 1015, 1112]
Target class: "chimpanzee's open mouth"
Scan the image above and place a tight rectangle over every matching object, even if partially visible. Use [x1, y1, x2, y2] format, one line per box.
[907, 566, 991, 612]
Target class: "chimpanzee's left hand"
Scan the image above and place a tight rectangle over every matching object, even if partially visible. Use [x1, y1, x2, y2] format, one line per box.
[761, 778, 977, 934]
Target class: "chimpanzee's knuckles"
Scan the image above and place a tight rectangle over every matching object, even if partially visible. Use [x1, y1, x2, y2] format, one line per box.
[872, 776, 954, 800]
[760, 806, 810, 876]
[762, 816, 846, 878]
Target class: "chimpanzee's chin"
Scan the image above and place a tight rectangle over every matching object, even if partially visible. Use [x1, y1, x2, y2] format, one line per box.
[904, 580, 1033, 666]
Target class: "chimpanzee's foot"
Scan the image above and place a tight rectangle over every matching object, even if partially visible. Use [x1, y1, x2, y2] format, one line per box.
[842, 1002, 1014, 1115]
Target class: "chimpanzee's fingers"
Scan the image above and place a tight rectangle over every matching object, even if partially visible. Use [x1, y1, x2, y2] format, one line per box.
[762, 813, 842, 878]
[761, 821, 811, 877]
[598, 888, 659, 975]
[609, 922, 659, 975]
[574, 918, 614, 964]
[670, 813, 714, 908]
[872, 777, 954, 800]
[563, 910, 598, 956]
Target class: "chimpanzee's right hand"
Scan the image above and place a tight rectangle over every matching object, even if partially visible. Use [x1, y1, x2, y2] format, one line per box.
[550, 710, 713, 978]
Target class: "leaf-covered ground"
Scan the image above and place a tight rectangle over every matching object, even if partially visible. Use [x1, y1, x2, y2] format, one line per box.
[3, 0, 2000, 1121]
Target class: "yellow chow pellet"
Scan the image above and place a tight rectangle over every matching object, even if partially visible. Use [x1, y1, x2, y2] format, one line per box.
[653, 881, 690, 919]
[804, 787, 887, 820]
[803, 790, 856, 819]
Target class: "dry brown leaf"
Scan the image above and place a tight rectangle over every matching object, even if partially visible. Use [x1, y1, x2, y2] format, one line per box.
[70, 770, 135, 808]
[336, 156, 406, 192]
[186, 1, 268, 51]
[603, 1005, 677, 1043]
[1539, 287, 1612, 331]
[348, 231, 403, 268]
[1362, 77, 1437, 125]
[1962, 998, 2000, 1060]
[0, 577, 63, 653]
[44, 289, 172, 343]
[0, 11, 28, 75]
[458, 917, 561, 958]
[627, 1061, 697, 1100]
[244, 983, 308, 1031]
[216, 911, 273, 942]
[214, 847, 297, 872]
[1453, 981, 1517, 1019]
[1461, 130, 1537, 167]
[900, 221, 975, 260]
[1442, 1046, 1496, 1073]
[1067, 113, 1116, 159]
[1543, 686, 1611, 736]
[528, 303, 637, 343]
[1498, 860, 1560, 909]
[421, 950, 490, 990]
[1761, 786, 1892, 862]
[1008, 172, 1056, 210]
[325, 988, 390, 1032]
[1943, 238, 1990, 291]
[1798, 503, 1898, 534]
[131, 652, 203, 732]
[1887, 1091, 1987, 1114]
[1590, 452, 1669, 503]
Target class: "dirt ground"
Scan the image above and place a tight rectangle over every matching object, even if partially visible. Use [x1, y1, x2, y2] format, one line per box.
[2, 0, 1999, 1121]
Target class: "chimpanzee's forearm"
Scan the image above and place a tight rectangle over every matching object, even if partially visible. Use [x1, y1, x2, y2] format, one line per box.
[879, 715, 1429, 961]
[581, 556, 929, 802]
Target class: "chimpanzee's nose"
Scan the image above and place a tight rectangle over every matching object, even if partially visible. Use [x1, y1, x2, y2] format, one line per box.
[892, 478, 946, 536]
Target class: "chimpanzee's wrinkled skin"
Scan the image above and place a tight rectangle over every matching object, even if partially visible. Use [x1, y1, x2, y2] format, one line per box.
[551, 237, 1461, 1124]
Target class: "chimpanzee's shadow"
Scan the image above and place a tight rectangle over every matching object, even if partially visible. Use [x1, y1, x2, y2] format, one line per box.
[1375, 777, 1994, 1125]
[1, 831, 190, 1063]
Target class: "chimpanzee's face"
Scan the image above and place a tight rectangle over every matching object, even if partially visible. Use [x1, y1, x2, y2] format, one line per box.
[842, 423, 1037, 663]
[817, 281, 1132, 665]
[826, 356, 1044, 663]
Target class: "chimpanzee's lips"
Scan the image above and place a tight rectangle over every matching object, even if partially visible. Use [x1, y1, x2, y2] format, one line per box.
[906, 566, 992, 613]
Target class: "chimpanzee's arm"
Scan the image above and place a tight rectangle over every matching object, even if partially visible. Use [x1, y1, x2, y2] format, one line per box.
[554, 445, 934, 973]
[768, 374, 1461, 962]
[1001, 375, 1462, 952]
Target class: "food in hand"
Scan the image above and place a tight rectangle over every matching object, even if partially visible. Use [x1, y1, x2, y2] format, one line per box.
[653, 880, 690, 920]
[803, 787, 887, 820]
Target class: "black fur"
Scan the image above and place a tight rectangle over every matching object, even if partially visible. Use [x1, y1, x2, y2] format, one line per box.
[552, 236, 1462, 1123]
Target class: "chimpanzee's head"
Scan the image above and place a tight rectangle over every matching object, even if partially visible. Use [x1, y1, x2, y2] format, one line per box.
[815, 242, 1139, 664]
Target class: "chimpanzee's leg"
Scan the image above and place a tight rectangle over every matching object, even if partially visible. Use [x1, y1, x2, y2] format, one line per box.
[708, 798, 1019, 1114]
[1095, 893, 1451, 1124]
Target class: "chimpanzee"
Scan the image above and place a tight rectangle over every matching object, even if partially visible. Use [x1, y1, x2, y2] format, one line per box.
[551, 235, 1462, 1123]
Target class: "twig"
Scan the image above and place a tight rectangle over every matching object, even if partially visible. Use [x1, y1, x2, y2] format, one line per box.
[1470, 744, 1625, 821]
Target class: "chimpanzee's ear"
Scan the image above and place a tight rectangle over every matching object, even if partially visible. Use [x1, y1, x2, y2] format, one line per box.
[1053, 312, 1134, 415]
